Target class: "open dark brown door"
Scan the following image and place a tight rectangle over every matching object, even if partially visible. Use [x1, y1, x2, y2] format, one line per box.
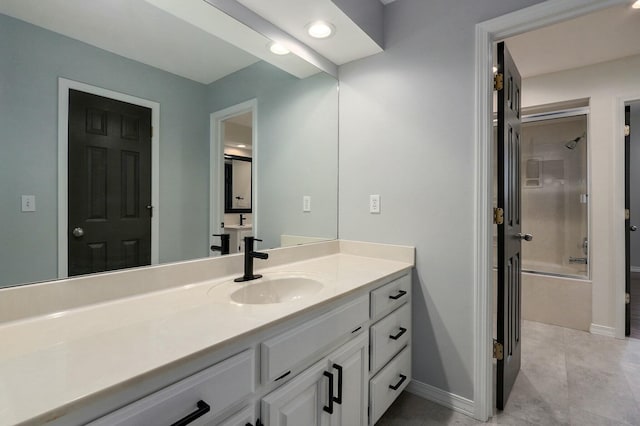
[626, 105, 631, 336]
[68, 89, 152, 276]
[496, 42, 527, 410]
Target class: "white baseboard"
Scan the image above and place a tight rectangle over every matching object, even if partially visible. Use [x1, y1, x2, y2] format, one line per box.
[589, 323, 616, 337]
[406, 379, 475, 418]
[631, 266, 640, 273]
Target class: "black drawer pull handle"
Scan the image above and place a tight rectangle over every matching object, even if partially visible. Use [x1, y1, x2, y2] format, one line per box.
[389, 290, 407, 300]
[275, 370, 291, 381]
[333, 363, 343, 404]
[389, 374, 407, 391]
[323, 371, 335, 414]
[351, 326, 362, 334]
[170, 400, 210, 426]
[389, 327, 407, 340]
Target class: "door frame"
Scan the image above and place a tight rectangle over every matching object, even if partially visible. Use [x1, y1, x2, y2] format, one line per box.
[57, 78, 160, 278]
[209, 99, 258, 255]
[472, 0, 628, 420]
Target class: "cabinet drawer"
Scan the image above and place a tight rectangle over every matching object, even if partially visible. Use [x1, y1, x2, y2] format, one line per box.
[370, 303, 410, 373]
[261, 294, 369, 383]
[369, 346, 411, 425]
[370, 274, 411, 322]
[89, 349, 255, 426]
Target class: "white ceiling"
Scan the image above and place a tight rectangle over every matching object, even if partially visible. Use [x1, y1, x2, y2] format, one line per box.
[0, 0, 322, 84]
[236, 0, 383, 65]
[506, 3, 640, 78]
[0, 0, 258, 84]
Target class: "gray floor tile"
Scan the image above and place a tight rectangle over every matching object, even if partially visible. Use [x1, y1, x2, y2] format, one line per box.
[569, 407, 632, 426]
[566, 362, 640, 425]
[377, 321, 640, 426]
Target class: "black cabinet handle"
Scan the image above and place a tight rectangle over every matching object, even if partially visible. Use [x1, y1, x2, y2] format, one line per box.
[389, 374, 407, 391]
[246, 420, 263, 426]
[323, 371, 334, 414]
[170, 400, 210, 426]
[389, 290, 407, 300]
[389, 327, 408, 340]
[274, 370, 291, 381]
[333, 363, 343, 404]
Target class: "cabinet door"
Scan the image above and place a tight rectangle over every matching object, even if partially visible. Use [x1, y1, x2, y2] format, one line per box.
[327, 332, 368, 426]
[215, 403, 257, 426]
[261, 359, 332, 426]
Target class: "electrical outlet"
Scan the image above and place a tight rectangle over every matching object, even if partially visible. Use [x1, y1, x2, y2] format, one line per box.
[21, 195, 36, 212]
[303, 195, 311, 212]
[369, 194, 380, 214]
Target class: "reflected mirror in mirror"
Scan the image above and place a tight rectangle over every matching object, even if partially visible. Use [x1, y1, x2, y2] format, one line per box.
[0, 0, 338, 289]
[225, 156, 252, 213]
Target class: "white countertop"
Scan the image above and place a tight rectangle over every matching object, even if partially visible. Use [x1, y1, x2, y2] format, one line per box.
[0, 248, 413, 425]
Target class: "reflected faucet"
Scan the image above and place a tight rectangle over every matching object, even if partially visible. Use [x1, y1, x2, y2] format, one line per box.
[234, 236, 269, 282]
[210, 234, 230, 255]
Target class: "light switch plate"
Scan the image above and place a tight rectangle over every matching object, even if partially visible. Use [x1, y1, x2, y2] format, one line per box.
[303, 195, 311, 212]
[369, 194, 380, 214]
[21, 195, 36, 212]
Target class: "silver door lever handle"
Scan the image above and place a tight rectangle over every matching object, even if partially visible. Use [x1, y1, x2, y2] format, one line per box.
[631, 225, 637, 232]
[72, 227, 84, 238]
[516, 233, 533, 241]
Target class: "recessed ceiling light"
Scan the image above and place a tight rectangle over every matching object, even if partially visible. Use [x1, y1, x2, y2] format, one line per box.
[633, 0, 640, 9]
[269, 42, 290, 55]
[307, 21, 334, 39]
[237, 144, 246, 148]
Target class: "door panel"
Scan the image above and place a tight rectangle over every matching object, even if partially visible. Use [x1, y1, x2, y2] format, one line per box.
[626, 105, 631, 337]
[496, 41, 523, 410]
[68, 89, 152, 276]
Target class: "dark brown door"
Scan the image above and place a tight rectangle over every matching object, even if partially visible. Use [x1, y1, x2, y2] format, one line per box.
[626, 105, 631, 336]
[496, 41, 525, 410]
[68, 89, 152, 276]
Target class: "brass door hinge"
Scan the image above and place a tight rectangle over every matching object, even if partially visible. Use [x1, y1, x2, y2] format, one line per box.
[493, 339, 504, 360]
[626, 209, 631, 220]
[626, 292, 630, 305]
[494, 207, 504, 225]
[494, 73, 504, 91]
[626, 125, 631, 137]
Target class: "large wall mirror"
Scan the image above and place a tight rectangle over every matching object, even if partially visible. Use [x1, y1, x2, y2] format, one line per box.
[0, 0, 338, 288]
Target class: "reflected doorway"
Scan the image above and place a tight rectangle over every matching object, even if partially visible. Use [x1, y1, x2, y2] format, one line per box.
[68, 89, 152, 275]
[209, 100, 256, 257]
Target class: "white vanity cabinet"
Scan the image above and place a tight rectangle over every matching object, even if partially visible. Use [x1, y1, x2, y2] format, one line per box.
[88, 349, 256, 426]
[367, 273, 412, 425]
[88, 271, 412, 426]
[261, 332, 369, 426]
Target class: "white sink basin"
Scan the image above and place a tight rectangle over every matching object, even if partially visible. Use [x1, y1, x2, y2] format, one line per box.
[229, 275, 323, 305]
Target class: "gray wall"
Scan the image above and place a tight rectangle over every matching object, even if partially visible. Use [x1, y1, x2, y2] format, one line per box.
[338, 0, 544, 400]
[0, 14, 209, 287]
[208, 62, 339, 250]
[630, 101, 640, 267]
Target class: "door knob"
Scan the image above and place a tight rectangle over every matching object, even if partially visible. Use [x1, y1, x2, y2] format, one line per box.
[631, 225, 638, 232]
[72, 227, 84, 238]
[516, 233, 533, 241]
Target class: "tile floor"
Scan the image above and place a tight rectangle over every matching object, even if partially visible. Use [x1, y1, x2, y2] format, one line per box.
[377, 320, 640, 425]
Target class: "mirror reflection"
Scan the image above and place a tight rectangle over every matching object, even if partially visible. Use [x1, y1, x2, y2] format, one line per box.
[0, 1, 338, 288]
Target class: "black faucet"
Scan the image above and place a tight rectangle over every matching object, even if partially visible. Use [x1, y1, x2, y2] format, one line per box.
[234, 236, 269, 282]
[239, 213, 246, 226]
[210, 234, 230, 255]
